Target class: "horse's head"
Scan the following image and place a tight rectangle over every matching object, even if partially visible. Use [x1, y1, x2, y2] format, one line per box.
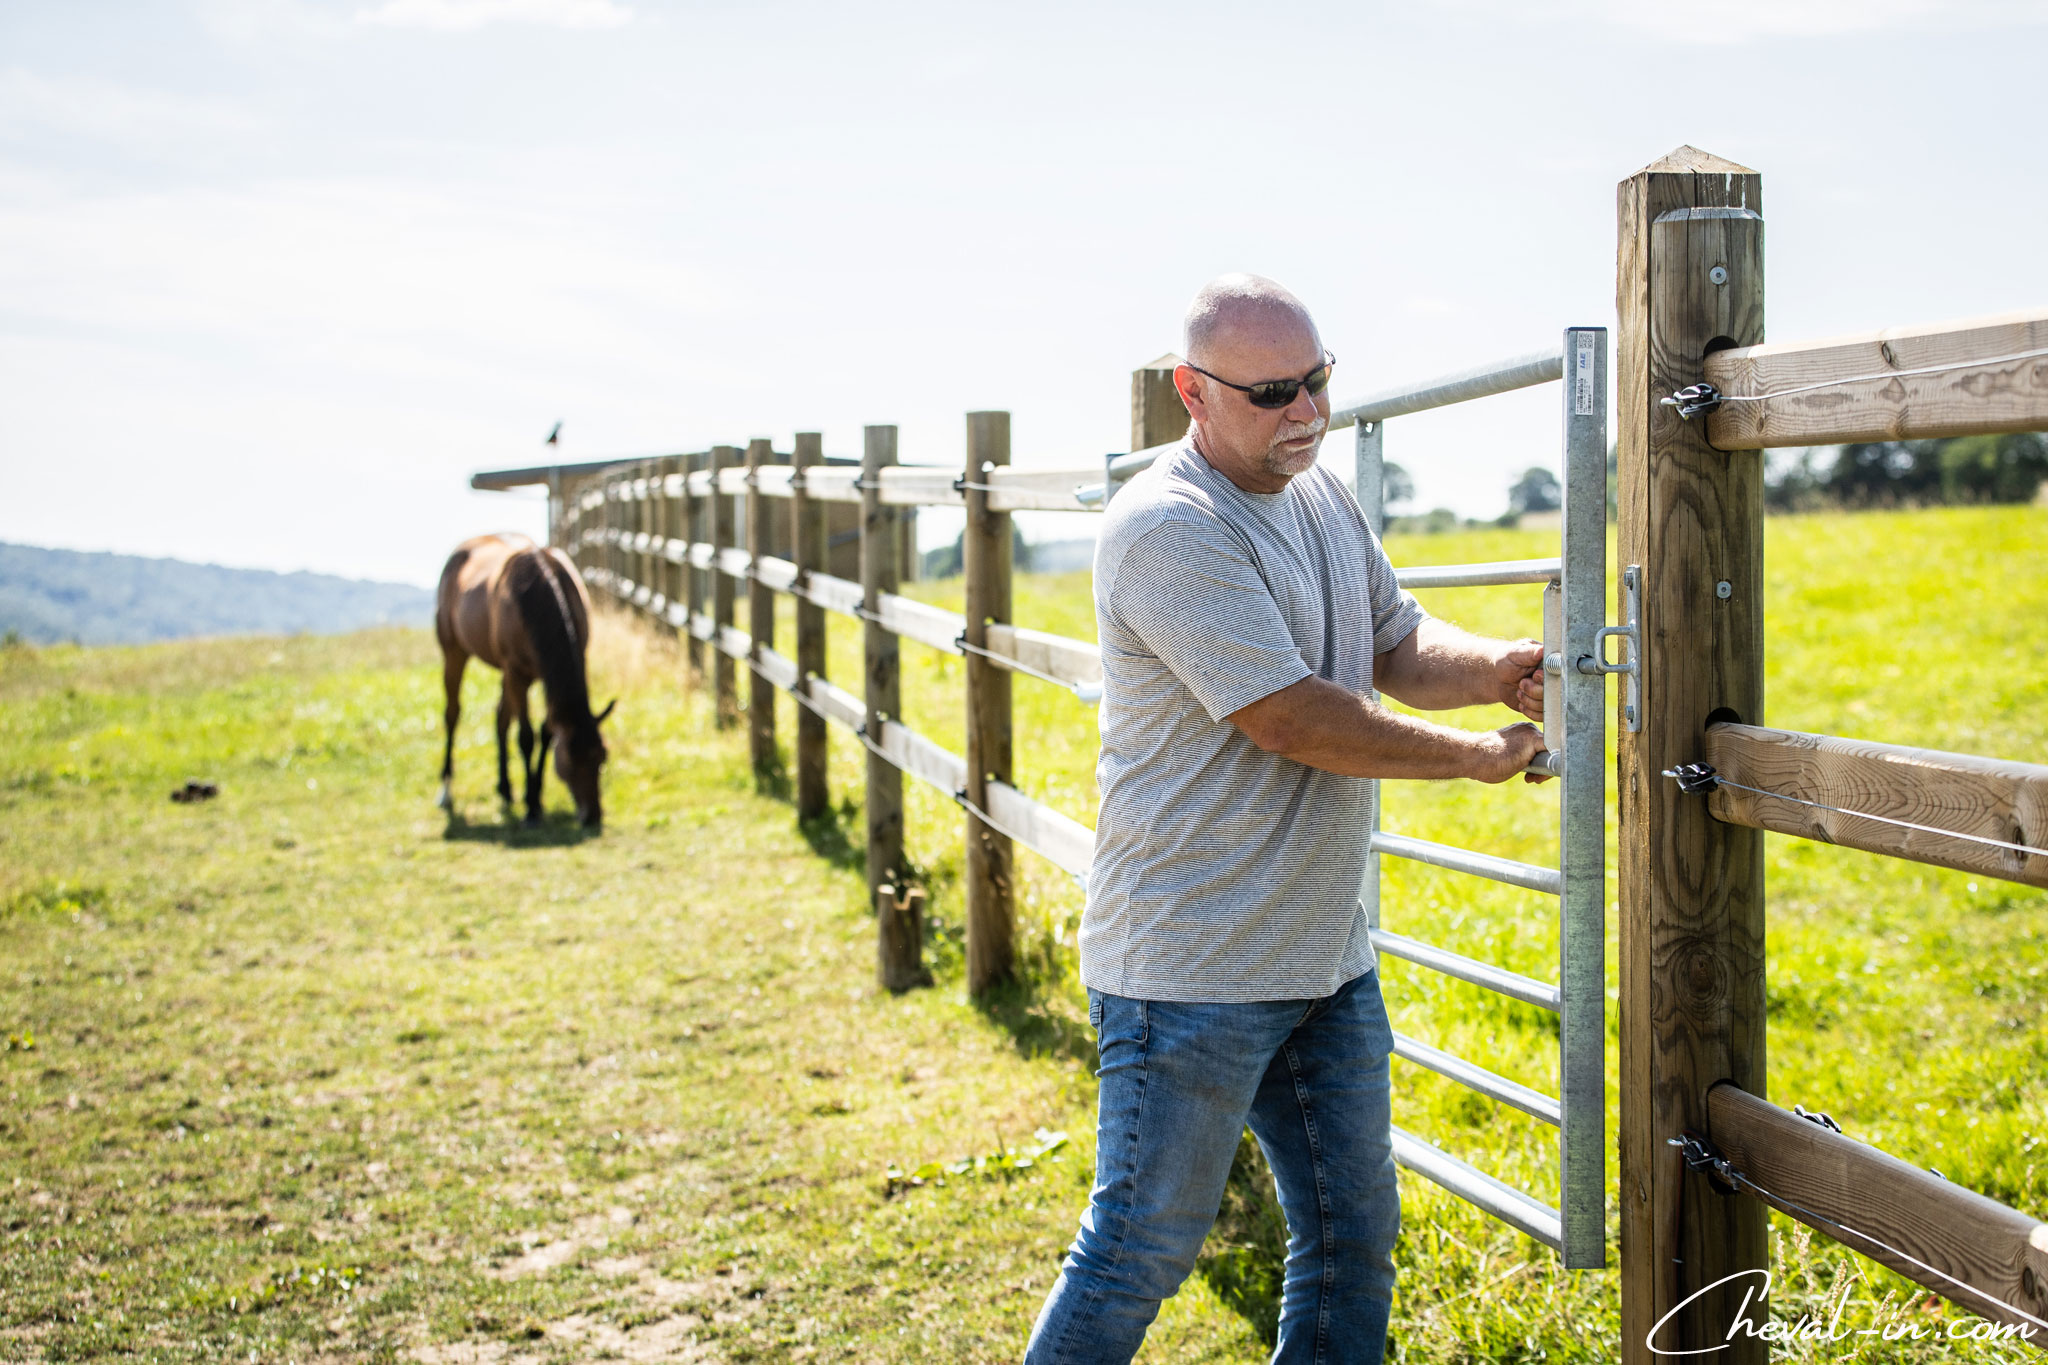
[553, 699, 615, 828]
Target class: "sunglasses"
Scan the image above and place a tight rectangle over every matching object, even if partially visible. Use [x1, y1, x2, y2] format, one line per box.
[1186, 353, 1336, 409]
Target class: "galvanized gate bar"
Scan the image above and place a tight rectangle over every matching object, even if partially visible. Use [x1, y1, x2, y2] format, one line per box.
[1396, 558, 1563, 589]
[1370, 830, 1563, 896]
[1393, 1032, 1564, 1126]
[1368, 928, 1561, 1012]
[1390, 1127, 1563, 1251]
[1093, 346, 1568, 496]
[1332, 348, 1567, 429]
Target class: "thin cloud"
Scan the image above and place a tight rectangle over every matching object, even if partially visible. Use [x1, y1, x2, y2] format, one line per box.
[0, 68, 264, 151]
[1448, 0, 2048, 38]
[353, 0, 634, 30]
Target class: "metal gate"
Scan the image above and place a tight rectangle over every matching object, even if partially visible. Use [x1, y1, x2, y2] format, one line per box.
[1100, 326, 1614, 1269]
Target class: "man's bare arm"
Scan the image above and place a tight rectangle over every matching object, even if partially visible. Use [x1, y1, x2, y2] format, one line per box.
[1375, 619, 1544, 719]
[1228, 675, 1546, 784]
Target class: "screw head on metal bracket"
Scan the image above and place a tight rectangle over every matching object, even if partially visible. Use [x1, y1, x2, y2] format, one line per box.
[1663, 762, 1722, 795]
[1660, 383, 1723, 421]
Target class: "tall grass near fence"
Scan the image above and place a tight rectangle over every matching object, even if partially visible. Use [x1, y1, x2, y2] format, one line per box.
[2, 505, 2043, 1362]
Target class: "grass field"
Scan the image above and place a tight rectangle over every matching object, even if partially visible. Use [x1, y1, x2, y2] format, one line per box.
[3, 506, 2044, 1363]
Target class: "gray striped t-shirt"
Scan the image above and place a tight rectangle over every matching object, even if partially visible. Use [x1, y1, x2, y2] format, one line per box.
[1081, 442, 1426, 1004]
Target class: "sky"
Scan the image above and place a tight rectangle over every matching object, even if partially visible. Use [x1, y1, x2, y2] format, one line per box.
[3, 0, 2046, 586]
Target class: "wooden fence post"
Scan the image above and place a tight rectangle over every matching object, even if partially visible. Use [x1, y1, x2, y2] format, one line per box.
[964, 410, 1014, 994]
[685, 452, 706, 678]
[792, 432, 829, 822]
[746, 437, 777, 780]
[614, 470, 628, 598]
[637, 460, 654, 611]
[605, 474, 619, 595]
[1132, 353, 1187, 450]
[595, 475, 608, 591]
[661, 454, 682, 637]
[710, 445, 739, 727]
[630, 465, 642, 599]
[1617, 146, 1768, 1364]
[644, 459, 659, 615]
[863, 425, 922, 990]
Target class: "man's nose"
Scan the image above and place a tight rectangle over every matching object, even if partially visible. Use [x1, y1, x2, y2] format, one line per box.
[1284, 382, 1322, 424]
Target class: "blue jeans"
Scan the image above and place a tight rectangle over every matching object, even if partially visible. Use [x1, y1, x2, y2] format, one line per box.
[1026, 970, 1400, 1364]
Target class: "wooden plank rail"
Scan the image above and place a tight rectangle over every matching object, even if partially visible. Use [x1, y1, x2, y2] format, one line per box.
[1706, 1084, 2048, 1335]
[1703, 307, 2048, 449]
[984, 624, 1102, 693]
[639, 532, 1109, 690]
[1701, 722, 2048, 890]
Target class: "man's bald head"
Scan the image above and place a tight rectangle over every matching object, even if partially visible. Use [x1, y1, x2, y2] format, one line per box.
[1172, 274, 1333, 493]
[1182, 274, 1319, 370]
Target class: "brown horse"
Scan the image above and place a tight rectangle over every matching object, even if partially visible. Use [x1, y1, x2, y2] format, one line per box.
[435, 534, 613, 828]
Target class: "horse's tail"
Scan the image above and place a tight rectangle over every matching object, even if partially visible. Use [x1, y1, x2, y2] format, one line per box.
[434, 546, 470, 653]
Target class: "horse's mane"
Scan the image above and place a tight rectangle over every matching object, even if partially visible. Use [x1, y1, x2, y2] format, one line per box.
[510, 549, 592, 727]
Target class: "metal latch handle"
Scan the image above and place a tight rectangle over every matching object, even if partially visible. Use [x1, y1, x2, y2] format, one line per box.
[1573, 565, 1642, 732]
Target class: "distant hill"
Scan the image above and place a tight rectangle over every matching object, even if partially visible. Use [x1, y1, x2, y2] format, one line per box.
[920, 533, 1097, 580]
[1024, 537, 1096, 574]
[0, 542, 436, 646]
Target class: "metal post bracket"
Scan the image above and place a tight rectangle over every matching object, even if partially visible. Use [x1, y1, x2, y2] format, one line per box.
[1578, 564, 1642, 732]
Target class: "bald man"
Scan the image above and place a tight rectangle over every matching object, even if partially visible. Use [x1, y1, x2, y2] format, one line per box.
[1026, 276, 1548, 1364]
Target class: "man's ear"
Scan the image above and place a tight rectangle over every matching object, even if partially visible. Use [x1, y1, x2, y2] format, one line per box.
[1174, 364, 1209, 422]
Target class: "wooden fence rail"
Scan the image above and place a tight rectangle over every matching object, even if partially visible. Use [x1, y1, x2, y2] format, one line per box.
[1702, 306, 2048, 449]
[1701, 722, 2048, 889]
[1705, 1084, 2048, 1335]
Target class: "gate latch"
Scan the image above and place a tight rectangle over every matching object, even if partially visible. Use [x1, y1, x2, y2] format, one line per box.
[1577, 564, 1641, 732]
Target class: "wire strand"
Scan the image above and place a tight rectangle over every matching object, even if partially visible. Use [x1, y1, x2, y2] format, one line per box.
[956, 789, 1089, 892]
[956, 636, 1101, 701]
[954, 789, 1033, 846]
[1708, 1156, 2048, 1334]
[1669, 768, 2048, 860]
[1715, 345, 2048, 406]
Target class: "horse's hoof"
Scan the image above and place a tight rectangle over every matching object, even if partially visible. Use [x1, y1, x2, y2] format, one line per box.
[435, 782, 452, 810]
[523, 813, 543, 828]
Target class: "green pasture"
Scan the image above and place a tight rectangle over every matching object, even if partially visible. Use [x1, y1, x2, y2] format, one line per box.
[2, 505, 2044, 1363]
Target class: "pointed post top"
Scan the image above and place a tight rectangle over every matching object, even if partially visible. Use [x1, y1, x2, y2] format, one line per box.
[1634, 145, 1756, 177]
[1621, 145, 1761, 220]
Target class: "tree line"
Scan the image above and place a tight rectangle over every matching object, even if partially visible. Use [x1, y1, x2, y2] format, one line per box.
[1383, 431, 2047, 534]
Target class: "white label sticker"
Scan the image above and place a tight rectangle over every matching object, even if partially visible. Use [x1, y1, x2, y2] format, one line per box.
[1573, 335, 1597, 416]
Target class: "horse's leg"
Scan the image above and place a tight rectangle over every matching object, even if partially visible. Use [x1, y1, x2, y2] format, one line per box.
[494, 677, 515, 806]
[515, 679, 543, 825]
[437, 648, 466, 809]
[533, 724, 553, 814]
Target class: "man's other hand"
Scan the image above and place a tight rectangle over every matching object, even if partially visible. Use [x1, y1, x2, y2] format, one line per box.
[1494, 639, 1545, 722]
[1470, 722, 1549, 784]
